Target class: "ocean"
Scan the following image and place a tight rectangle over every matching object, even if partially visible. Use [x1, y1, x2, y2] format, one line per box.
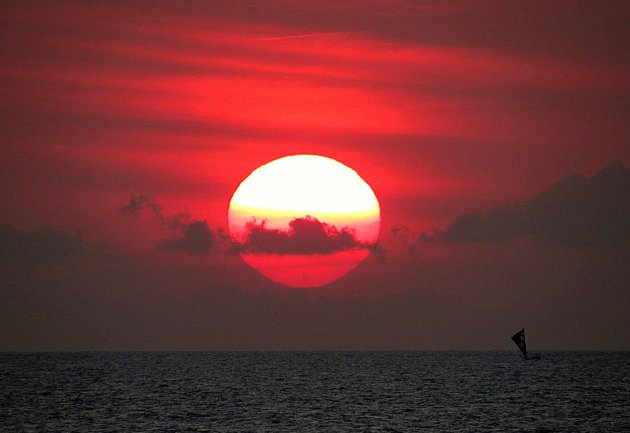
[1, 351, 628, 432]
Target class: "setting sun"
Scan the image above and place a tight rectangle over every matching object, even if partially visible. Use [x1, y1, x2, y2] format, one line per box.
[228, 155, 380, 287]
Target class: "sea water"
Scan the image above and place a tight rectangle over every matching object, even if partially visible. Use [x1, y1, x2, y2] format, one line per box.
[1, 351, 629, 432]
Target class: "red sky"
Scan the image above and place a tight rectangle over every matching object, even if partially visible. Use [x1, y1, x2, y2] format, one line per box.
[1, 0, 629, 350]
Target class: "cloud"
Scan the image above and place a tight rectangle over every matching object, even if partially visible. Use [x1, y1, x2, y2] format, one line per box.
[0, 224, 91, 265]
[439, 161, 630, 246]
[126, 200, 377, 256]
[158, 221, 216, 254]
[390, 224, 418, 254]
[118, 193, 190, 230]
[239, 216, 369, 255]
[118, 193, 163, 219]
[119, 194, 232, 254]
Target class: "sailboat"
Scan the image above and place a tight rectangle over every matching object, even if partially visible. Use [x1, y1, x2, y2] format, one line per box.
[511, 328, 540, 360]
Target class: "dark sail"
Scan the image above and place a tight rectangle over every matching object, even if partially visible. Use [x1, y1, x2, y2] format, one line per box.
[511, 328, 528, 358]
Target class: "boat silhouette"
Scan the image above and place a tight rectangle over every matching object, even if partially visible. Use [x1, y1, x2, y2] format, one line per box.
[511, 328, 541, 360]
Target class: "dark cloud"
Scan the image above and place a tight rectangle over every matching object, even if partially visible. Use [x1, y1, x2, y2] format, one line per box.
[390, 224, 417, 254]
[439, 161, 630, 246]
[118, 194, 163, 219]
[0, 224, 89, 265]
[158, 221, 215, 254]
[119, 194, 231, 254]
[240, 216, 369, 255]
[119, 193, 190, 230]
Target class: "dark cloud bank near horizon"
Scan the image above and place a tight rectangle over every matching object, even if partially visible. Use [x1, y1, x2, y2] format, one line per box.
[438, 161, 630, 247]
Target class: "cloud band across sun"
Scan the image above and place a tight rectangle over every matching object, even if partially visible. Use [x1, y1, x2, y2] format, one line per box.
[238, 216, 367, 255]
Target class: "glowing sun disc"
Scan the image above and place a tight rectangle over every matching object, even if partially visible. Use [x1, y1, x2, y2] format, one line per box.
[228, 154, 380, 287]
